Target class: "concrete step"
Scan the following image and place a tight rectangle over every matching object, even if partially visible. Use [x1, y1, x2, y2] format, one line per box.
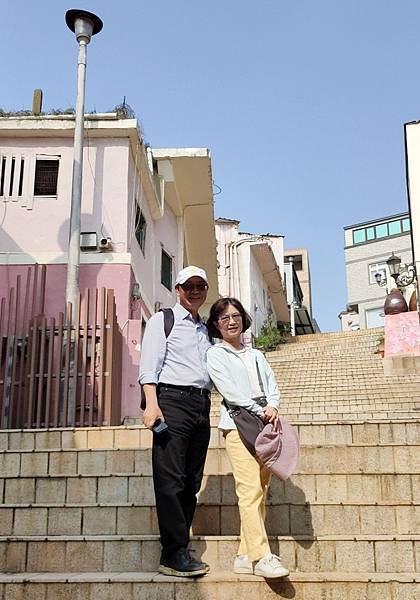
[276, 380, 420, 389]
[1, 420, 418, 450]
[0, 501, 418, 537]
[0, 570, 417, 600]
[1, 443, 418, 478]
[277, 410, 419, 422]
[279, 400, 419, 410]
[1, 534, 418, 574]
[1, 471, 418, 506]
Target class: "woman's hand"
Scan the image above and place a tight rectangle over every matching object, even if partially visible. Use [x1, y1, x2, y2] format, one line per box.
[263, 405, 278, 424]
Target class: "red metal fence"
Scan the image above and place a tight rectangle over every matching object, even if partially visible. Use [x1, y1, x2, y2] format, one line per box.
[0, 266, 122, 429]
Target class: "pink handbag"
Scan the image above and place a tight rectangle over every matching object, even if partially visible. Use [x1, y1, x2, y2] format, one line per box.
[254, 417, 300, 480]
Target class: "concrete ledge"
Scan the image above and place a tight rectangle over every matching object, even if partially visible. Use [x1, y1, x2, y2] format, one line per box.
[384, 354, 420, 375]
[0, 571, 418, 600]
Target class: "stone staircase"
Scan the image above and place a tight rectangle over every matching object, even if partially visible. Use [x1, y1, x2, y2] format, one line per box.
[0, 329, 419, 599]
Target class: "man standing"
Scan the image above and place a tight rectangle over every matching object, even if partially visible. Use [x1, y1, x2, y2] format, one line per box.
[139, 266, 212, 577]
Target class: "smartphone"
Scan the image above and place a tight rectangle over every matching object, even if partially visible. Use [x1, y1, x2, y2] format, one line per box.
[152, 419, 169, 435]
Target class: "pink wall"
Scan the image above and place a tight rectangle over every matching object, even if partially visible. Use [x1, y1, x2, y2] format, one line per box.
[0, 137, 129, 256]
[0, 263, 133, 324]
[384, 312, 420, 357]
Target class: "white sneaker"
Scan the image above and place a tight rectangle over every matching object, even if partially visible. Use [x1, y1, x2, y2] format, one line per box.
[253, 554, 289, 578]
[233, 554, 253, 574]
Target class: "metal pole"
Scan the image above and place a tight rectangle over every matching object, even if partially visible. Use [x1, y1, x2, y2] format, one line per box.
[65, 39, 87, 315]
[64, 10, 102, 424]
[290, 301, 296, 336]
[65, 9, 102, 315]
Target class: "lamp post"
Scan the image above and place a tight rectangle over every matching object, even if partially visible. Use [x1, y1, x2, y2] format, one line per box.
[288, 257, 296, 336]
[65, 9, 103, 315]
[375, 252, 417, 290]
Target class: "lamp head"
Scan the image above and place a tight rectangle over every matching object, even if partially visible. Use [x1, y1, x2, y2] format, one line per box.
[386, 252, 401, 280]
[66, 9, 103, 43]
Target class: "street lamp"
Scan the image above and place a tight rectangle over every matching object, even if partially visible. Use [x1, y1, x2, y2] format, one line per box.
[387, 253, 402, 284]
[375, 252, 417, 289]
[65, 9, 103, 316]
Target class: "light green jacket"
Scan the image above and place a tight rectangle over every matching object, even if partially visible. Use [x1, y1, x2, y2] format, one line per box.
[206, 344, 281, 430]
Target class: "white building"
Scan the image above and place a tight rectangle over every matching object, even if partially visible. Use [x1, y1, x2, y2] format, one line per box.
[215, 218, 289, 338]
[403, 121, 420, 311]
[341, 213, 413, 330]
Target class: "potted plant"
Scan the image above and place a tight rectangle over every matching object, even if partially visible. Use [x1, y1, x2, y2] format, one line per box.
[375, 334, 385, 358]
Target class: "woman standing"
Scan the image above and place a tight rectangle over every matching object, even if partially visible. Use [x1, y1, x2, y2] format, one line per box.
[206, 297, 289, 579]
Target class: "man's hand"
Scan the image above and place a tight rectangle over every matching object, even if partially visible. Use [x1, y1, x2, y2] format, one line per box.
[143, 404, 165, 429]
[142, 384, 165, 430]
[263, 405, 278, 424]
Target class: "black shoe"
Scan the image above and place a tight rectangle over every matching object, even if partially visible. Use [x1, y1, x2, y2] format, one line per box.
[187, 549, 210, 573]
[159, 548, 208, 577]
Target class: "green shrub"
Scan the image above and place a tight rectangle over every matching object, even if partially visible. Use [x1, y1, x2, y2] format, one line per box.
[255, 320, 290, 351]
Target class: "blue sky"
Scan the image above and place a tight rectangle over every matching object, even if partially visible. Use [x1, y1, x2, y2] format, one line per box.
[2, 1, 419, 331]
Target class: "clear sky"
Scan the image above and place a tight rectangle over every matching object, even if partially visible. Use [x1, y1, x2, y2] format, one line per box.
[2, 1, 419, 331]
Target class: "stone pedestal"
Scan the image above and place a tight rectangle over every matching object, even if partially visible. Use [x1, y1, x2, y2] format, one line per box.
[384, 311, 420, 373]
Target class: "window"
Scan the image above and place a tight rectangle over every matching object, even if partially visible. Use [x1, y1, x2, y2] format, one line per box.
[375, 223, 388, 238]
[365, 307, 384, 329]
[353, 229, 366, 244]
[34, 159, 59, 196]
[352, 216, 410, 244]
[402, 218, 411, 232]
[366, 227, 375, 240]
[368, 262, 387, 285]
[388, 220, 401, 236]
[161, 250, 172, 290]
[0, 155, 25, 198]
[135, 206, 147, 254]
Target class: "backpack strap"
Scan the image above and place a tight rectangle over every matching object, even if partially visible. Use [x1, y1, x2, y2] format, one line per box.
[160, 308, 175, 338]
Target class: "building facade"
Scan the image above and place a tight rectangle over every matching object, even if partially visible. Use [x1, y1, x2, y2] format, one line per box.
[215, 218, 289, 338]
[284, 248, 313, 317]
[341, 212, 413, 330]
[0, 112, 218, 419]
[404, 121, 420, 311]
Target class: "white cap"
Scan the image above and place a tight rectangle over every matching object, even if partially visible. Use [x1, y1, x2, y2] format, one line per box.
[175, 266, 208, 286]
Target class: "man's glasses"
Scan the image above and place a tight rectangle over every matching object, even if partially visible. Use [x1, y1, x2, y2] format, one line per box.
[218, 312, 242, 325]
[180, 282, 208, 292]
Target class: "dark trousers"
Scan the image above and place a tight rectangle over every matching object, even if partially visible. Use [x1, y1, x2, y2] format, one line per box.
[152, 385, 211, 560]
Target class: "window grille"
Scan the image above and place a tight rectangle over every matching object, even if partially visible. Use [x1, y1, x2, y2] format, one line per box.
[34, 159, 59, 196]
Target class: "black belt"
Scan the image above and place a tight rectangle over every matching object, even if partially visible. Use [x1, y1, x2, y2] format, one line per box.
[158, 383, 211, 397]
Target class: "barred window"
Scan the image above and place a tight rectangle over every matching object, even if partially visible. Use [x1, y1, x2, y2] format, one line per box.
[34, 159, 59, 196]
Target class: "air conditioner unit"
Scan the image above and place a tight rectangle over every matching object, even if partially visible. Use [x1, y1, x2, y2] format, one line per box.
[80, 232, 98, 251]
[80, 232, 112, 252]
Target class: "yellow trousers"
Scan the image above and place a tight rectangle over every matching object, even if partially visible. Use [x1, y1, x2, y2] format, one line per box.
[225, 429, 271, 561]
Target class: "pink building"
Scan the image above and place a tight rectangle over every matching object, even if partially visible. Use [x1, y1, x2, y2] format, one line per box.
[0, 113, 218, 420]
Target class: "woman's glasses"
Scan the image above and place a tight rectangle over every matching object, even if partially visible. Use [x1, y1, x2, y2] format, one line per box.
[180, 282, 208, 292]
[218, 312, 242, 325]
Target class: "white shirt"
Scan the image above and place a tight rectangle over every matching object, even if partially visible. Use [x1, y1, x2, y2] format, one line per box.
[139, 303, 212, 389]
[226, 345, 264, 398]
